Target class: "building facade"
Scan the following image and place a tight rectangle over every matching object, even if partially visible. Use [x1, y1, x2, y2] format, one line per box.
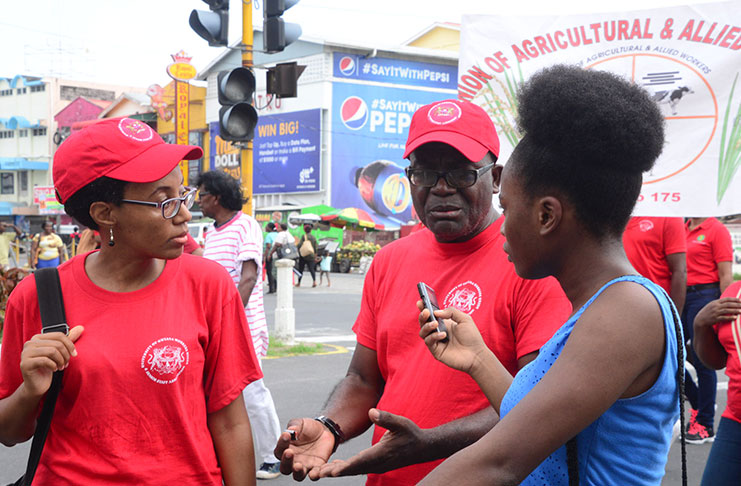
[0, 75, 144, 215]
[197, 31, 458, 229]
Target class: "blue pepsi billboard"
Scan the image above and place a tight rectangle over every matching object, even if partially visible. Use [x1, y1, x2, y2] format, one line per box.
[333, 53, 457, 91]
[331, 83, 449, 226]
[253, 109, 321, 194]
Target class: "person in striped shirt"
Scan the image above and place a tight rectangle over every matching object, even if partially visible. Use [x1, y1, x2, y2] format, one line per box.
[196, 170, 283, 480]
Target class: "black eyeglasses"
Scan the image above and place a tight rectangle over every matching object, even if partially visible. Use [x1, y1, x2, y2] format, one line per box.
[121, 187, 197, 219]
[404, 163, 495, 188]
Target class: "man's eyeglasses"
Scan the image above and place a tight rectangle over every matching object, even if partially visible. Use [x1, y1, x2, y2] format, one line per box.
[404, 163, 496, 188]
[121, 187, 197, 219]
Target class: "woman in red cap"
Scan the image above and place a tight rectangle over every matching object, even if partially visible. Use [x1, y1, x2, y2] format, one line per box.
[0, 118, 260, 485]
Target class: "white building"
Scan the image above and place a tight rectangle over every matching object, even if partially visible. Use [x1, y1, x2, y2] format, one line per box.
[0, 75, 144, 215]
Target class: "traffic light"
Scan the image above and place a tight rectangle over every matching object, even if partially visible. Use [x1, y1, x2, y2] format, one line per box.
[217, 68, 259, 142]
[190, 0, 229, 47]
[267, 62, 306, 98]
[263, 0, 302, 53]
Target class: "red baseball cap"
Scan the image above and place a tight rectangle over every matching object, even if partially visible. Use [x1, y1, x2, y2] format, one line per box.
[403, 99, 500, 162]
[53, 118, 203, 203]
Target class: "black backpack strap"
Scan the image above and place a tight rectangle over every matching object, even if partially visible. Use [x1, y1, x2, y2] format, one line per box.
[566, 436, 578, 486]
[36, 268, 67, 334]
[20, 268, 67, 486]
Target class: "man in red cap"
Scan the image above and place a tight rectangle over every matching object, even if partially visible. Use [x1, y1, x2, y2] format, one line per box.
[274, 100, 571, 485]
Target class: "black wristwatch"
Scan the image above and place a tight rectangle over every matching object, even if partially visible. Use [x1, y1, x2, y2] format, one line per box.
[314, 415, 345, 452]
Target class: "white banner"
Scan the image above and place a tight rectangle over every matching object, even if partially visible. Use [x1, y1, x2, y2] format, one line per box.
[460, 1, 741, 217]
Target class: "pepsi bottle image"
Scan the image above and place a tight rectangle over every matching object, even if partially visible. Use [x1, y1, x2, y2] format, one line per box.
[352, 160, 412, 218]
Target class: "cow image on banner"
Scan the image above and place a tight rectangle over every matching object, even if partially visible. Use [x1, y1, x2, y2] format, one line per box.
[459, 1, 741, 217]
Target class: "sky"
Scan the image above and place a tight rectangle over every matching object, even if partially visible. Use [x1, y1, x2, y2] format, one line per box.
[0, 0, 724, 89]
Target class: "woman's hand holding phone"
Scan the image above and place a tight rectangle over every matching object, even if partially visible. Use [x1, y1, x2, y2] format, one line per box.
[417, 303, 489, 376]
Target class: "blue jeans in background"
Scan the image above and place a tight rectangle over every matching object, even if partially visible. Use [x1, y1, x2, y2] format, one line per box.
[36, 257, 60, 269]
[701, 417, 741, 485]
[682, 286, 720, 428]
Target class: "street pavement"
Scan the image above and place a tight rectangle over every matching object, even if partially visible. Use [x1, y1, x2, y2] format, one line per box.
[0, 270, 730, 484]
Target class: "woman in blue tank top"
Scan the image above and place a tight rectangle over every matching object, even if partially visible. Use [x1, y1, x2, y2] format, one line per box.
[417, 65, 683, 485]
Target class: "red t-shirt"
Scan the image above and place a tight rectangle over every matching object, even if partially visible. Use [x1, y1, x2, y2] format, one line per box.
[714, 281, 741, 424]
[685, 218, 733, 286]
[353, 218, 571, 486]
[0, 253, 262, 485]
[623, 217, 686, 294]
[184, 232, 201, 253]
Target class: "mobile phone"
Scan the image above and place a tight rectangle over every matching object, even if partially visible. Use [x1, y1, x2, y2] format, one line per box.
[417, 282, 448, 342]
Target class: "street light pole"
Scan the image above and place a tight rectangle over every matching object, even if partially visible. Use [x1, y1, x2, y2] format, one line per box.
[241, 0, 254, 216]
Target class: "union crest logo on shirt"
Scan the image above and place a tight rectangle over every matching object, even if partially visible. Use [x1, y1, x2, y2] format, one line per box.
[638, 219, 654, 232]
[443, 281, 482, 314]
[141, 337, 189, 384]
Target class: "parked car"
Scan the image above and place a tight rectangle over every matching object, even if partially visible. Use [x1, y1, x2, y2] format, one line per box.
[188, 219, 213, 248]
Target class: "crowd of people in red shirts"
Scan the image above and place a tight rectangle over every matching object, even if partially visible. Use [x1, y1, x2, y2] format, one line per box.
[623, 215, 740, 484]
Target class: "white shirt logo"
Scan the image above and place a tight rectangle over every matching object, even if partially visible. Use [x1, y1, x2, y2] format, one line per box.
[638, 219, 655, 232]
[118, 118, 154, 142]
[443, 281, 482, 314]
[141, 337, 189, 384]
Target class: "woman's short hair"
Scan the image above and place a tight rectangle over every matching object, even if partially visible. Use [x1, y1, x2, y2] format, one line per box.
[194, 171, 246, 211]
[509, 64, 665, 239]
[63, 177, 128, 230]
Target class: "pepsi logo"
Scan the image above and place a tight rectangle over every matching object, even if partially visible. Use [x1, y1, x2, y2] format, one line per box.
[340, 97, 368, 130]
[339, 56, 356, 76]
[427, 101, 462, 125]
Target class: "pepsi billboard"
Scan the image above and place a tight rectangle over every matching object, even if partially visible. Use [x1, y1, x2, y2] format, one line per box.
[254, 109, 321, 194]
[333, 53, 457, 91]
[331, 83, 448, 227]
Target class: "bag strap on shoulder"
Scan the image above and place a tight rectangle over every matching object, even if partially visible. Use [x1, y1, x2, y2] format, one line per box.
[20, 268, 66, 486]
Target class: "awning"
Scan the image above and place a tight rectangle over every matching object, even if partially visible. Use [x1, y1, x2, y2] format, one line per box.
[0, 202, 18, 215]
[321, 207, 384, 230]
[9, 75, 43, 88]
[0, 116, 43, 130]
[0, 158, 49, 170]
[129, 112, 157, 122]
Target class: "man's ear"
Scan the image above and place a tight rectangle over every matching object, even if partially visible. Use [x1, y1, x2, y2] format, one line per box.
[491, 165, 504, 195]
[537, 196, 562, 236]
[89, 201, 116, 229]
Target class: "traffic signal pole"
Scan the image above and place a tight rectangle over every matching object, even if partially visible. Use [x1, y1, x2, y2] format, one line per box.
[241, 0, 254, 215]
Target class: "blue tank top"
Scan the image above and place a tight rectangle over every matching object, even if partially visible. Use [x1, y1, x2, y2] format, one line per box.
[499, 275, 682, 485]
